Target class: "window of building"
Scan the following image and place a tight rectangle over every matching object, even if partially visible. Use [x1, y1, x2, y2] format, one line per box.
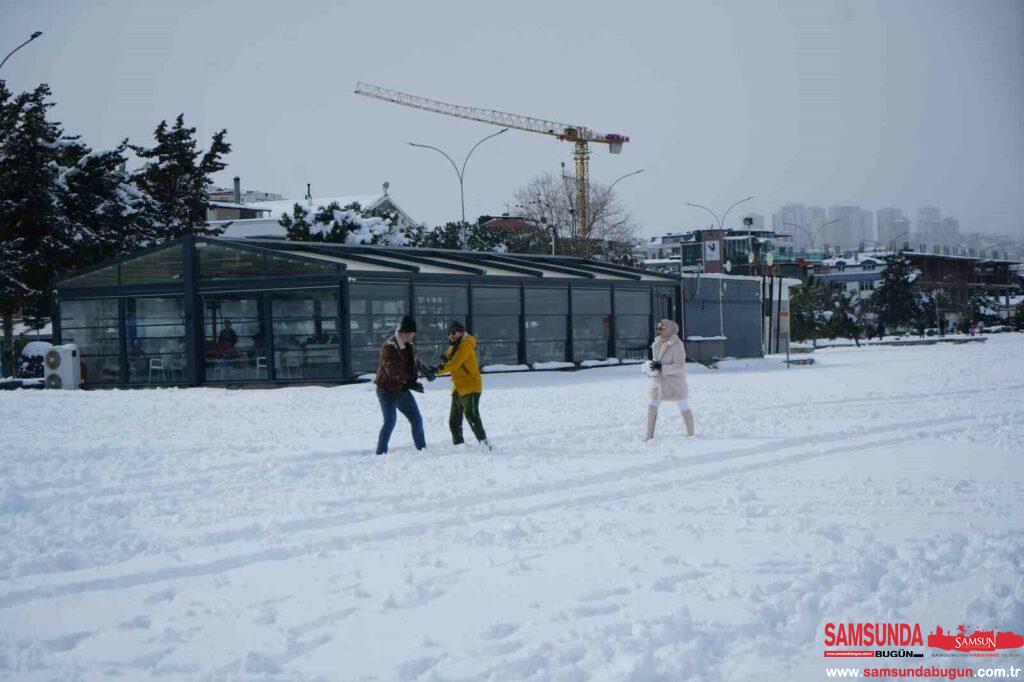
[473, 286, 521, 367]
[272, 290, 341, 380]
[614, 288, 652, 361]
[201, 295, 267, 381]
[349, 282, 409, 374]
[125, 298, 187, 383]
[572, 287, 611, 361]
[415, 284, 468, 365]
[524, 287, 568, 364]
[121, 244, 184, 284]
[59, 299, 121, 384]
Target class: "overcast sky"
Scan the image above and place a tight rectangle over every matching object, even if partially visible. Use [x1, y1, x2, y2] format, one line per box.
[4, 0, 1023, 237]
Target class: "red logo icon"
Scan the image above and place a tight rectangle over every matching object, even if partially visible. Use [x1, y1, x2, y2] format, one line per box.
[927, 625, 1024, 652]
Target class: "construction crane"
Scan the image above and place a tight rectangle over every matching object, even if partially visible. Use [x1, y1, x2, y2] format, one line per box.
[354, 82, 629, 239]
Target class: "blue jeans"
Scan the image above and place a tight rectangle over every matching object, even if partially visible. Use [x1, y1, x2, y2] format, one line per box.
[376, 388, 426, 454]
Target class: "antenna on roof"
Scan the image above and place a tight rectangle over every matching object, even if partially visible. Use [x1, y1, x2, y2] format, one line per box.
[305, 183, 312, 206]
[383, 181, 390, 197]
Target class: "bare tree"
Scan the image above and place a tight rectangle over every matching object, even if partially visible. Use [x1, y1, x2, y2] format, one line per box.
[512, 172, 638, 256]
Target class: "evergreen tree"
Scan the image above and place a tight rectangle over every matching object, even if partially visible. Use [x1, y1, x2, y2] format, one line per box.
[870, 252, 921, 330]
[789, 282, 831, 346]
[55, 141, 151, 266]
[279, 201, 402, 244]
[824, 288, 866, 346]
[0, 83, 67, 371]
[1015, 301, 1024, 331]
[967, 289, 999, 326]
[129, 114, 230, 239]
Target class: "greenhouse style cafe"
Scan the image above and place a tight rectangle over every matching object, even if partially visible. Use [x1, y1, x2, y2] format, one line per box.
[53, 237, 682, 387]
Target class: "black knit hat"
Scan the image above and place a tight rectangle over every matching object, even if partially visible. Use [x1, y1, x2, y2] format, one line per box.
[398, 315, 417, 333]
[446, 319, 465, 334]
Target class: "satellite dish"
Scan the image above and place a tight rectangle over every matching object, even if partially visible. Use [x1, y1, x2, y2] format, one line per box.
[748, 252, 755, 264]
[767, 252, 775, 266]
[724, 260, 732, 273]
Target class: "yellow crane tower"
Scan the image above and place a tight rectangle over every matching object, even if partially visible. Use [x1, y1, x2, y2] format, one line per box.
[354, 82, 630, 240]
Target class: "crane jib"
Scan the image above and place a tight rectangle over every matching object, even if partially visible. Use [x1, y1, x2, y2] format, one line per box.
[353, 82, 628, 147]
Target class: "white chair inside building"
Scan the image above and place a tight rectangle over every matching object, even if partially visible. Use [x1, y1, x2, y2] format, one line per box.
[281, 350, 302, 379]
[148, 357, 167, 382]
[169, 356, 184, 380]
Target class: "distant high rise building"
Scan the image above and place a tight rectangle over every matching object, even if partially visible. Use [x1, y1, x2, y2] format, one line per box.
[771, 204, 829, 250]
[876, 207, 905, 245]
[917, 206, 941, 226]
[828, 205, 871, 251]
[915, 206, 959, 246]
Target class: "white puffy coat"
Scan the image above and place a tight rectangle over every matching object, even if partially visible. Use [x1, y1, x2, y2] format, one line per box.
[649, 319, 688, 402]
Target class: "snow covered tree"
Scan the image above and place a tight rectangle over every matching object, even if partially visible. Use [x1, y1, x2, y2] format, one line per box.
[1015, 301, 1024, 331]
[824, 288, 866, 346]
[0, 82, 67, 372]
[870, 252, 921, 331]
[967, 289, 1000, 326]
[279, 201, 403, 245]
[0, 81, 153, 374]
[129, 114, 230, 239]
[55, 141, 151, 267]
[789, 282, 831, 346]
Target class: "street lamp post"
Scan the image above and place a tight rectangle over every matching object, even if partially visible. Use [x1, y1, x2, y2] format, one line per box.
[408, 128, 508, 239]
[784, 218, 840, 252]
[0, 31, 43, 72]
[607, 168, 644, 194]
[685, 196, 754, 274]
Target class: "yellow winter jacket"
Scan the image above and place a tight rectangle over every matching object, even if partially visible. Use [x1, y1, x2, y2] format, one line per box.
[439, 333, 483, 396]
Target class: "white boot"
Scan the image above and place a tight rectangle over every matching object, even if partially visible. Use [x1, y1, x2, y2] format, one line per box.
[645, 405, 658, 441]
[681, 409, 695, 437]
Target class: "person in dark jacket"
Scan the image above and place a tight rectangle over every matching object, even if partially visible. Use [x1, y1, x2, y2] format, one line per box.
[373, 315, 426, 455]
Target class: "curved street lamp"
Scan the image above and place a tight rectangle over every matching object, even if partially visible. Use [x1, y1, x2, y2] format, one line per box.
[784, 218, 840, 251]
[685, 195, 755, 231]
[408, 128, 508, 227]
[0, 31, 43, 72]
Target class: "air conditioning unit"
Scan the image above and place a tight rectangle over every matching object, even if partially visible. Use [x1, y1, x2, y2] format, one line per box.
[44, 344, 81, 390]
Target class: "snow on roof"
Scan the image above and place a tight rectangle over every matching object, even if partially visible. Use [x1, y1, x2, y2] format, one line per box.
[207, 200, 270, 212]
[249, 195, 385, 218]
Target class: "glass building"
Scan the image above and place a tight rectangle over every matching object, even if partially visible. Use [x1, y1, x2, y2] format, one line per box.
[54, 237, 682, 387]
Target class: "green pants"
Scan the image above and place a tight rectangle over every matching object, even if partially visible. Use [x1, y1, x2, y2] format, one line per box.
[449, 392, 487, 444]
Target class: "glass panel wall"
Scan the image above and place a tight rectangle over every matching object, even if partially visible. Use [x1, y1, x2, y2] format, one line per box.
[271, 290, 341, 380]
[614, 288, 652, 361]
[415, 284, 468, 366]
[524, 287, 568, 364]
[125, 298, 187, 383]
[60, 263, 119, 288]
[350, 282, 409, 374]
[121, 245, 184, 284]
[201, 295, 267, 381]
[572, 288, 611, 361]
[265, 253, 338, 277]
[473, 286, 521, 367]
[59, 299, 121, 384]
[196, 243, 263, 279]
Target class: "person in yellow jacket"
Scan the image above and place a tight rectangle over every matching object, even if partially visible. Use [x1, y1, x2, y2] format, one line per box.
[434, 320, 491, 450]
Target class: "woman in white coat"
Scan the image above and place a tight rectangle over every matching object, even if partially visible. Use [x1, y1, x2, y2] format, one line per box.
[646, 319, 695, 440]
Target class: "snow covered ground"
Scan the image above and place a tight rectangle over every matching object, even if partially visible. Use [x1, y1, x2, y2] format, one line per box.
[1, 336, 1022, 680]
